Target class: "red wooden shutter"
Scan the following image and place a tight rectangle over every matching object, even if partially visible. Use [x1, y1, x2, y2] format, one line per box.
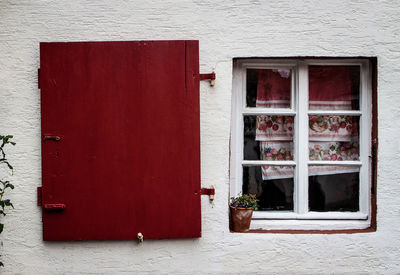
[39, 41, 201, 241]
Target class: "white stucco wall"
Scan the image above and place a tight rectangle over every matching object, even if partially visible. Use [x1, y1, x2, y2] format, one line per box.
[1, 0, 400, 273]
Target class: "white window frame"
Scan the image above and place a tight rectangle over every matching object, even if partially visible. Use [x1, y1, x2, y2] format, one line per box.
[230, 59, 372, 230]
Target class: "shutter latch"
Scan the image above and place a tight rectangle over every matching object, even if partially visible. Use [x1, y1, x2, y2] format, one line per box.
[200, 186, 215, 201]
[137, 232, 144, 243]
[199, 72, 216, 86]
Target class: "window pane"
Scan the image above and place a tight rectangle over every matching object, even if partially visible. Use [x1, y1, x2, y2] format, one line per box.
[244, 115, 294, 160]
[243, 166, 294, 211]
[309, 115, 359, 161]
[309, 65, 360, 110]
[309, 165, 360, 212]
[246, 69, 291, 108]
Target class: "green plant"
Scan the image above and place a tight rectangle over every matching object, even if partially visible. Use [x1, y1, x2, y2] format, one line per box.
[230, 193, 258, 210]
[0, 135, 15, 267]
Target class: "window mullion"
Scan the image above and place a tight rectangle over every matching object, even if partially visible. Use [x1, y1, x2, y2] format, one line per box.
[296, 62, 309, 214]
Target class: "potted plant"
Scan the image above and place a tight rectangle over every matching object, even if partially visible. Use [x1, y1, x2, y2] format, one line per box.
[229, 194, 258, 232]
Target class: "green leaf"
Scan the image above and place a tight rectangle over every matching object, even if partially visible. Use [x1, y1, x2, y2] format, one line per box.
[5, 183, 14, 190]
[6, 162, 13, 170]
[0, 261, 3, 267]
[0, 223, 3, 234]
[10, 142, 16, 146]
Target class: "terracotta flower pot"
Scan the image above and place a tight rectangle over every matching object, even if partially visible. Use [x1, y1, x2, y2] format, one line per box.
[230, 206, 253, 232]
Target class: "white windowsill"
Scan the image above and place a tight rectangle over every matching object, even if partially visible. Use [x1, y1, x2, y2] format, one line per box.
[249, 218, 371, 231]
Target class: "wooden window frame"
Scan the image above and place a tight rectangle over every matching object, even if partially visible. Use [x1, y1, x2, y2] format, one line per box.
[230, 58, 377, 232]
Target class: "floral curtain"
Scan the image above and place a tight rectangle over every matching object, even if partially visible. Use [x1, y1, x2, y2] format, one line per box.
[255, 67, 359, 180]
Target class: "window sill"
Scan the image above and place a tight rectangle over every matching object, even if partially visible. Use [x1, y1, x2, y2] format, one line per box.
[230, 227, 376, 234]
[239, 218, 374, 233]
[252, 211, 368, 220]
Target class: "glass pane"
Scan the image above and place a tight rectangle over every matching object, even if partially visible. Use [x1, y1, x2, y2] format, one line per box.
[309, 165, 360, 212]
[243, 166, 294, 211]
[309, 65, 360, 110]
[244, 115, 294, 160]
[309, 115, 359, 161]
[246, 69, 291, 108]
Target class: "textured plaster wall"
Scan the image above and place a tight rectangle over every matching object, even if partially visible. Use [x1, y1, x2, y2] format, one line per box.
[1, 0, 400, 273]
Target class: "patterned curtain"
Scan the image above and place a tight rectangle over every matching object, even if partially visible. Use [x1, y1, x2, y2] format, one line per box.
[256, 67, 359, 180]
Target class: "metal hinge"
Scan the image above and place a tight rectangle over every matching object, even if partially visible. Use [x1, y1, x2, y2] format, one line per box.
[199, 72, 216, 86]
[44, 203, 66, 212]
[37, 187, 66, 211]
[43, 135, 61, 141]
[37, 186, 42, 206]
[200, 186, 215, 201]
[38, 68, 41, 89]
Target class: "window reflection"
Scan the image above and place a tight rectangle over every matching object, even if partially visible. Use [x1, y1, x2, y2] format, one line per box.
[243, 166, 294, 211]
[309, 115, 360, 161]
[246, 69, 291, 108]
[309, 66, 360, 110]
[244, 115, 295, 161]
[309, 166, 359, 212]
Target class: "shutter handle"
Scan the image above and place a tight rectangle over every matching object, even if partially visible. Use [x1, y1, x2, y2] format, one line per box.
[137, 232, 144, 243]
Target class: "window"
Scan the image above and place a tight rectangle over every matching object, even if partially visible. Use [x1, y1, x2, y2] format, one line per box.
[231, 58, 375, 231]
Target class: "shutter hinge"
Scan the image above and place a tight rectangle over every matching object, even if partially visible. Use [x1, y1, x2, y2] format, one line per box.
[199, 72, 216, 86]
[37, 186, 42, 206]
[200, 186, 215, 201]
[44, 203, 66, 212]
[43, 135, 61, 141]
[38, 68, 41, 89]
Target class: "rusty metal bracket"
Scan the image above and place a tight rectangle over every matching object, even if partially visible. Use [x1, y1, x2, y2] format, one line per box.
[200, 186, 215, 201]
[199, 72, 216, 86]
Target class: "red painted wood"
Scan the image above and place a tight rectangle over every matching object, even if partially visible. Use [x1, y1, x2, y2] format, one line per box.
[40, 41, 201, 241]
